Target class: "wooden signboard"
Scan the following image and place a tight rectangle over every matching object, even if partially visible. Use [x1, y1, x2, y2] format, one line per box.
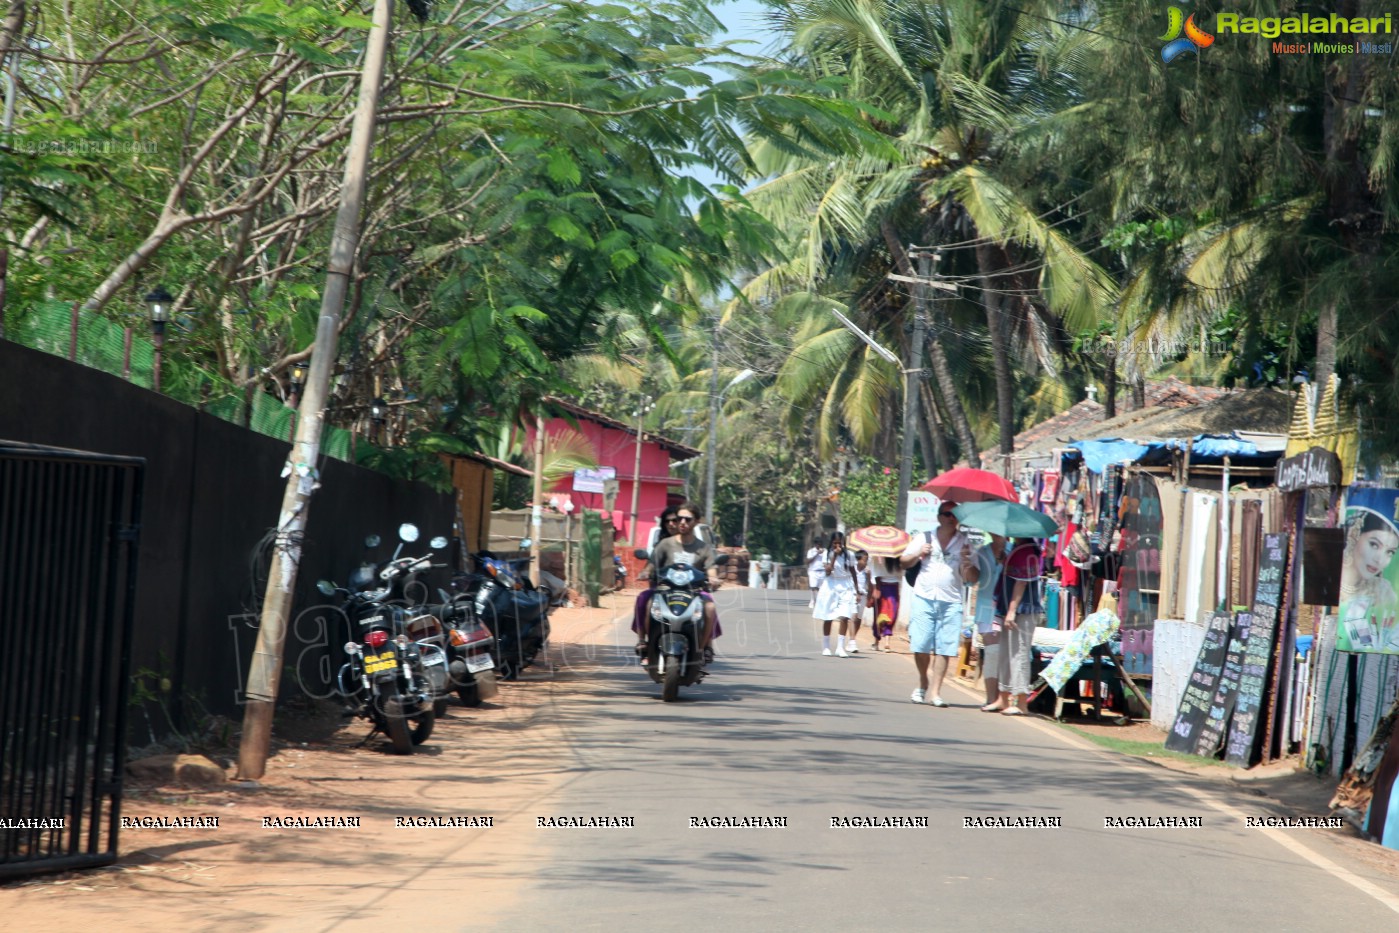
[1225, 534, 1288, 768]
[1194, 613, 1252, 758]
[1165, 611, 1234, 754]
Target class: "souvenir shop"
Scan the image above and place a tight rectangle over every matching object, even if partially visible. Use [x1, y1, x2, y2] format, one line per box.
[1014, 434, 1286, 722]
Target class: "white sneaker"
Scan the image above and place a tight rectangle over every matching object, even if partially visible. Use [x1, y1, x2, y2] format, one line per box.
[848, 642, 859, 653]
[822, 648, 833, 656]
[836, 648, 849, 658]
[910, 688, 926, 704]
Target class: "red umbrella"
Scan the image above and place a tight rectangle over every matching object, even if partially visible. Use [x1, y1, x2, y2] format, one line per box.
[921, 467, 1017, 503]
[848, 525, 913, 558]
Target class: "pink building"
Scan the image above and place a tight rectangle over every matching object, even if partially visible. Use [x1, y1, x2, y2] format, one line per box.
[535, 397, 701, 545]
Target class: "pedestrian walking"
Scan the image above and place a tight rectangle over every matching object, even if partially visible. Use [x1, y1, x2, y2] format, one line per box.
[962, 533, 1008, 710]
[846, 549, 871, 652]
[814, 532, 860, 657]
[899, 502, 967, 706]
[993, 537, 1044, 715]
[806, 536, 827, 608]
[870, 556, 902, 651]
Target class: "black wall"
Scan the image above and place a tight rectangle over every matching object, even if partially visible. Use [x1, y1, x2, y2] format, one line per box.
[0, 341, 453, 728]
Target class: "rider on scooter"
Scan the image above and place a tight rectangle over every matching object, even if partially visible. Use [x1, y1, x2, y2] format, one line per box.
[638, 501, 720, 664]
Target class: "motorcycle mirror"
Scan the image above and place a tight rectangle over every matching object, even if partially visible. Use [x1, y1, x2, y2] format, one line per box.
[430, 535, 449, 550]
[364, 534, 381, 548]
[633, 548, 649, 560]
[519, 537, 532, 550]
[399, 523, 420, 543]
[316, 580, 336, 596]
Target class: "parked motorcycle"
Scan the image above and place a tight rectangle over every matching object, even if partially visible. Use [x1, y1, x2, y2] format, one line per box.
[613, 554, 627, 589]
[634, 548, 728, 702]
[320, 524, 443, 753]
[435, 590, 499, 707]
[450, 545, 550, 681]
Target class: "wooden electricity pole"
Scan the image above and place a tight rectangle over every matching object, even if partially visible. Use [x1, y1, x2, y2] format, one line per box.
[238, 0, 394, 780]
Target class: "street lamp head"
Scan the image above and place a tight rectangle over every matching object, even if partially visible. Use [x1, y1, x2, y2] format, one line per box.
[724, 368, 756, 393]
[290, 363, 307, 393]
[144, 285, 174, 325]
[370, 396, 388, 425]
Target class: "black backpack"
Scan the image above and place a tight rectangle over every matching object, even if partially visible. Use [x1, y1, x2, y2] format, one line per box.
[904, 532, 932, 587]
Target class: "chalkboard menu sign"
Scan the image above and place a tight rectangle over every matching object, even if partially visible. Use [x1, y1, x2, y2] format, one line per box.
[1165, 611, 1234, 754]
[1225, 534, 1289, 768]
[1194, 613, 1252, 758]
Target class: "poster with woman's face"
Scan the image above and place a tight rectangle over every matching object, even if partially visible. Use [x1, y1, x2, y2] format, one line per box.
[1336, 489, 1399, 654]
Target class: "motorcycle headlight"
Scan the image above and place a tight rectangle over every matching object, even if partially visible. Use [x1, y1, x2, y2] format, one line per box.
[666, 567, 692, 586]
[649, 600, 664, 619]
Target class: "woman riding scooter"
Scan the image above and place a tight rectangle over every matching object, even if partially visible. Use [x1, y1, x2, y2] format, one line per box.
[636, 502, 721, 665]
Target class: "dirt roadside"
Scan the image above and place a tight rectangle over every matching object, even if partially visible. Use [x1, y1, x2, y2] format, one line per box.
[5, 589, 1398, 928]
[0, 591, 638, 933]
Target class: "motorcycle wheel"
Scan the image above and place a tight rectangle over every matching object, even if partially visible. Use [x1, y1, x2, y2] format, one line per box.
[662, 658, 682, 702]
[384, 697, 413, 755]
[433, 697, 449, 718]
[410, 707, 435, 745]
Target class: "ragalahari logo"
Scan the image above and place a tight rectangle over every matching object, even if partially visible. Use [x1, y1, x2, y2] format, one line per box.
[1161, 7, 1215, 62]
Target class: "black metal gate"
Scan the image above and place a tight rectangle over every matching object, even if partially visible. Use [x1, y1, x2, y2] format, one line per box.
[0, 442, 144, 879]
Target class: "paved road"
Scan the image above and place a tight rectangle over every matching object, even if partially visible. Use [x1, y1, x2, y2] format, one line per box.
[482, 588, 1399, 931]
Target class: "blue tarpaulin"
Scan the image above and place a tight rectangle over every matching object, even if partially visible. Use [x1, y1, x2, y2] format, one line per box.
[1069, 439, 1158, 474]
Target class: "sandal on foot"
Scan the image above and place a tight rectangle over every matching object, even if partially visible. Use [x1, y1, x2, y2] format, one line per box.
[1001, 707, 1025, 716]
[981, 704, 1005, 712]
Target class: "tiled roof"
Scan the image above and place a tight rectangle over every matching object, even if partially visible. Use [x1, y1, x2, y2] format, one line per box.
[543, 396, 702, 459]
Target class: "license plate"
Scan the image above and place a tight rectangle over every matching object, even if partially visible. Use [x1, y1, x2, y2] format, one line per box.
[422, 654, 445, 666]
[465, 653, 495, 673]
[363, 653, 397, 675]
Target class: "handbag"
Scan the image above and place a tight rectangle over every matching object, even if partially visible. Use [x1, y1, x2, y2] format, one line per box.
[904, 532, 932, 586]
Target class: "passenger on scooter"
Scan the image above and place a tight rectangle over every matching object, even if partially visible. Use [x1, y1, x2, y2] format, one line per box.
[638, 502, 721, 663]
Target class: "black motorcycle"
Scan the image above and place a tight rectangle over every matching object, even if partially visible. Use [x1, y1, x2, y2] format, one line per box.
[320, 524, 443, 753]
[450, 549, 550, 681]
[435, 589, 499, 707]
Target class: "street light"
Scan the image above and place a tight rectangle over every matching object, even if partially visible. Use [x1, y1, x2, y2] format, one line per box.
[144, 285, 173, 393]
[705, 368, 755, 530]
[370, 396, 388, 444]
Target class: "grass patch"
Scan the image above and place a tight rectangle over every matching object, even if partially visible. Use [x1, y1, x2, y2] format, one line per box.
[1056, 723, 1229, 767]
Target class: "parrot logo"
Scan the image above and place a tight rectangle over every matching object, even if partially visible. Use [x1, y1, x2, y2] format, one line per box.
[1160, 7, 1214, 63]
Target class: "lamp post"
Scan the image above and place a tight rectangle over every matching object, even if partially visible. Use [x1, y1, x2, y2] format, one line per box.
[287, 363, 308, 441]
[627, 397, 655, 545]
[144, 285, 173, 393]
[704, 368, 755, 530]
[369, 396, 388, 445]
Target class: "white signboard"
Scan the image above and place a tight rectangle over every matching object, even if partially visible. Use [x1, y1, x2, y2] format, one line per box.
[573, 466, 616, 494]
[905, 490, 942, 535]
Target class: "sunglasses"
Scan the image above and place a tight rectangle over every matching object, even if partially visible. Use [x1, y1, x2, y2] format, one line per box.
[938, 511, 956, 517]
[676, 515, 697, 523]
[664, 517, 680, 523]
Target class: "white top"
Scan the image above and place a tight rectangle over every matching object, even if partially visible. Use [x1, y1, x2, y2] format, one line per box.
[853, 567, 871, 596]
[806, 546, 827, 586]
[901, 530, 967, 603]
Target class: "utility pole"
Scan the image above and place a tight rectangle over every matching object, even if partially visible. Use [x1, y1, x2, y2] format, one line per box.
[238, 0, 394, 780]
[704, 333, 721, 528]
[529, 412, 545, 584]
[627, 397, 653, 544]
[895, 249, 934, 528]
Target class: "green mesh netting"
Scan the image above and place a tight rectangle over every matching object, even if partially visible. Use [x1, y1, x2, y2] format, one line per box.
[9, 300, 352, 461]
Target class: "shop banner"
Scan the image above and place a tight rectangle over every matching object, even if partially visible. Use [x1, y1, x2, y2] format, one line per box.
[1336, 488, 1399, 654]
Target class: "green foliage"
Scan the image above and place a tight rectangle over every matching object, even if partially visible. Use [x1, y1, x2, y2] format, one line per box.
[836, 465, 899, 531]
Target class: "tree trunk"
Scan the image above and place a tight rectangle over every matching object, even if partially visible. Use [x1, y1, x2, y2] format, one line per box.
[1314, 297, 1338, 399]
[976, 242, 1016, 455]
[1104, 343, 1118, 418]
[919, 379, 951, 472]
[925, 331, 979, 466]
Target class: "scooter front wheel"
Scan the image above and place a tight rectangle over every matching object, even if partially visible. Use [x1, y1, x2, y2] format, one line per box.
[661, 658, 682, 702]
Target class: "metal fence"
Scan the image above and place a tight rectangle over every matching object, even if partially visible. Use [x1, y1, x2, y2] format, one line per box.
[0, 442, 144, 880]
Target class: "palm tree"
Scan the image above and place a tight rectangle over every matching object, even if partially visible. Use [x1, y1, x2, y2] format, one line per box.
[749, 0, 1117, 460]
